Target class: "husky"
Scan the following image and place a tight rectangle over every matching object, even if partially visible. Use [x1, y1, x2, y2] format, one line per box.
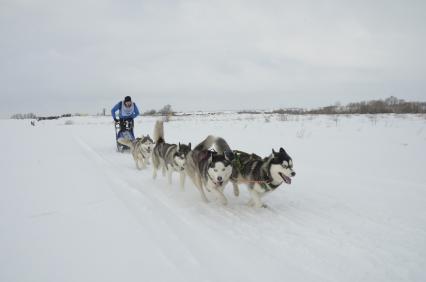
[231, 148, 296, 208]
[118, 136, 154, 169]
[185, 135, 237, 205]
[152, 120, 191, 190]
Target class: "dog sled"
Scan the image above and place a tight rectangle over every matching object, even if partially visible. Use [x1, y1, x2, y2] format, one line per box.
[114, 119, 135, 152]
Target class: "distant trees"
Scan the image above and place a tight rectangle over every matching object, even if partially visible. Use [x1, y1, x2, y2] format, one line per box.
[271, 108, 306, 115]
[9, 97, 426, 120]
[11, 113, 72, 120]
[142, 109, 157, 116]
[10, 113, 37, 119]
[142, 105, 175, 116]
[158, 104, 174, 116]
[237, 97, 426, 115]
[37, 116, 60, 121]
[305, 96, 426, 115]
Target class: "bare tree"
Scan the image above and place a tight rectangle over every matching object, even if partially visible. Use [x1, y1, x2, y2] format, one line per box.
[143, 109, 157, 116]
[158, 104, 174, 116]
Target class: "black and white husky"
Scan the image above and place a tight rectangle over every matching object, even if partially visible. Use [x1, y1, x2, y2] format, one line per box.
[185, 135, 237, 205]
[152, 120, 191, 190]
[118, 135, 154, 169]
[231, 148, 296, 208]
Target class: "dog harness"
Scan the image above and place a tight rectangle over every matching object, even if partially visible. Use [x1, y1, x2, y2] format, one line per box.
[232, 151, 282, 191]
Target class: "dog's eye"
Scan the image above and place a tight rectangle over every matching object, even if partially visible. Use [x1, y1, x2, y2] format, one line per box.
[214, 169, 218, 172]
[222, 168, 225, 171]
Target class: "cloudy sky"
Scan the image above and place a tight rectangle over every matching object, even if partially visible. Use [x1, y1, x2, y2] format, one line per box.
[0, 0, 425, 116]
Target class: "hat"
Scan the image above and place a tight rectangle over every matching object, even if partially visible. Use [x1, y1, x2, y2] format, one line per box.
[124, 96, 132, 103]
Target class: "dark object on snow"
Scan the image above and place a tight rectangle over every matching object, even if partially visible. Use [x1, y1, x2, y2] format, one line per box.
[30, 121, 36, 126]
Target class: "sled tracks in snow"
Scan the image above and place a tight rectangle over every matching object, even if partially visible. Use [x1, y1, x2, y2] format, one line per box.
[73, 137, 284, 281]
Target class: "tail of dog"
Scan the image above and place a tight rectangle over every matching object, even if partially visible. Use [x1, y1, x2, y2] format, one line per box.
[117, 138, 134, 149]
[193, 135, 230, 153]
[153, 120, 165, 144]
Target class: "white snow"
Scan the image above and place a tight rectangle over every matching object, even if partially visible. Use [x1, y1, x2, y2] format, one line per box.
[1, 114, 425, 282]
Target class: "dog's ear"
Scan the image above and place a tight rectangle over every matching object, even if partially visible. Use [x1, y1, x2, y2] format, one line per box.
[188, 142, 191, 150]
[201, 150, 214, 163]
[224, 149, 235, 161]
[272, 149, 276, 155]
[279, 147, 286, 154]
[210, 150, 219, 162]
[198, 150, 210, 162]
[177, 142, 180, 150]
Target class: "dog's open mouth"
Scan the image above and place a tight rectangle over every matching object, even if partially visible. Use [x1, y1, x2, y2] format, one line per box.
[279, 173, 292, 184]
[214, 180, 224, 186]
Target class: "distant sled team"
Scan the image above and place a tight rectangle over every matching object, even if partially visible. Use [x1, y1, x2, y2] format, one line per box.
[117, 120, 296, 208]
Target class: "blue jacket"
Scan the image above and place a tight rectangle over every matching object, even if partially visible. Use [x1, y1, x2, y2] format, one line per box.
[111, 101, 140, 120]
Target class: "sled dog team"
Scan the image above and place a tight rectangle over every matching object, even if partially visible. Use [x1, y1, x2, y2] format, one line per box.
[119, 121, 296, 208]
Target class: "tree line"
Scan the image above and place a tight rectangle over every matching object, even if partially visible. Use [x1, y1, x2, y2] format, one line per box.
[10, 97, 426, 119]
[141, 104, 174, 116]
[306, 97, 426, 114]
[11, 113, 72, 120]
[256, 96, 426, 115]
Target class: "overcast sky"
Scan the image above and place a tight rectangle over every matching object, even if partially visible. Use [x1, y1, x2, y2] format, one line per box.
[0, 0, 425, 116]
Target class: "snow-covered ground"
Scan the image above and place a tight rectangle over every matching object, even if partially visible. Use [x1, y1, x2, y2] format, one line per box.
[1, 114, 425, 282]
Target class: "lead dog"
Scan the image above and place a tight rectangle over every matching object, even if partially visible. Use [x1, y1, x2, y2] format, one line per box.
[152, 120, 191, 190]
[231, 148, 296, 208]
[185, 135, 237, 205]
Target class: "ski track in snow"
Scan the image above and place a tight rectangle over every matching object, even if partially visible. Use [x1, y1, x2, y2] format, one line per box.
[1, 114, 426, 282]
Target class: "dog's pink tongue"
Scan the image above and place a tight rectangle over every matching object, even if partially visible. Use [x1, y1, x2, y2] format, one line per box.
[282, 175, 291, 184]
